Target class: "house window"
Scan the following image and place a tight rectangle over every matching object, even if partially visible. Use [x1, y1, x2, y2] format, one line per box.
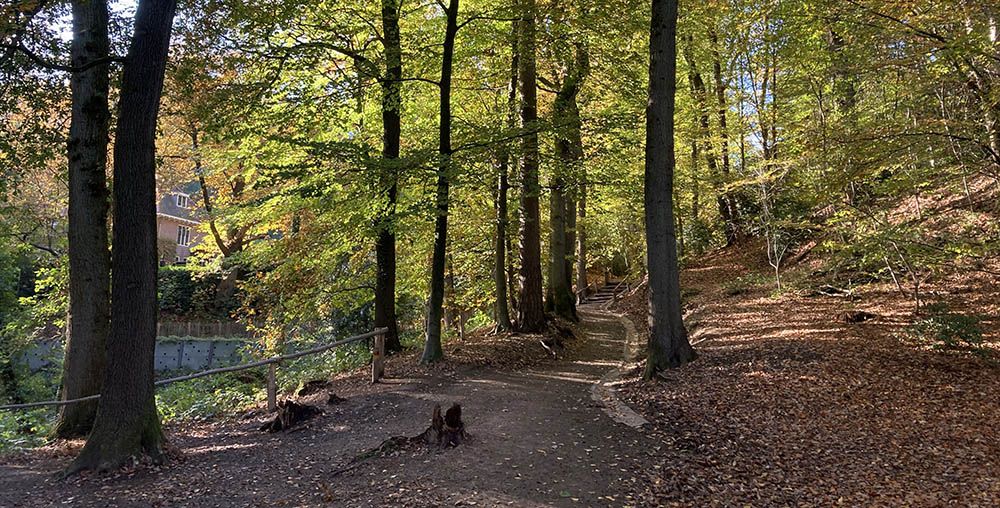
[176, 194, 189, 208]
[177, 225, 191, 247]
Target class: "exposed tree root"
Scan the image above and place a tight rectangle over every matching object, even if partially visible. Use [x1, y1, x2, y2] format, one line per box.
[329, 403, 467, 478]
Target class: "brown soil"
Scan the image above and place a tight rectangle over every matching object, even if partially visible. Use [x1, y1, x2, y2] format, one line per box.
[0, 311, 653, 507]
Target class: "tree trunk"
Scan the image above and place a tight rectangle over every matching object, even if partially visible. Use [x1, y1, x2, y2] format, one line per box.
[57, 0, 112, 439]
[683, 38, 733, 244]
[376, 0, 402, 352]
[69, 0, 176, 473]
[548, 43, 587, 321]
[710, 30, 740, 243]
[644, 0, 695, 379]
[422, 0, 459, 364]
[515, 0, 545, 333]
[493, 29, 517, 332]
[564, 196, 576, 293]
[575, 181, 587, 300]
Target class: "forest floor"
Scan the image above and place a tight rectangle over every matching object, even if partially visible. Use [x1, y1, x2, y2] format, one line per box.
[1, 246, 999, 507]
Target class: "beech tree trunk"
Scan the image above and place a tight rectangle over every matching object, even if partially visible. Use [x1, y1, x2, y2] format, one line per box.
[377, 0, 402, 352]
[710, 30, 740, 242]
[423, 0, 459, 363]
[644, 0, 695, 379]
[683, 38, 734, 245]
[493, 29, 517, 332]
[69, 0, 176, 473]
[548, 43, 587, 321]
[515, 0, 545, 333]
[57, 0, 112, 439]
[575, 182, 587, 299]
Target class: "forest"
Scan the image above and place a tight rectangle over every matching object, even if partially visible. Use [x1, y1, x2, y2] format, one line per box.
[1, 0, 998, 505]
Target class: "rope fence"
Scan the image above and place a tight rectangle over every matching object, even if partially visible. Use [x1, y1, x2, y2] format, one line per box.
[0, 327, 388, 412]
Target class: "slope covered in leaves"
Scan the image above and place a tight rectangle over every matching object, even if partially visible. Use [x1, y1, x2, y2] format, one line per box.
[612, 245, 1000, 506]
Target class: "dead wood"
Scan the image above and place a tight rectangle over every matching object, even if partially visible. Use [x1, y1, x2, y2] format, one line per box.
[416, 403, 467, 447]
[297, 379, 331, 397]
[841, 310, 878, 324]
[259, 400, 323, 433]
[329, 403, 468, 478]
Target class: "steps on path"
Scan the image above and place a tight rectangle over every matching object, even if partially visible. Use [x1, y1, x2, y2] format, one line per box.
[583, 280, 628, 305]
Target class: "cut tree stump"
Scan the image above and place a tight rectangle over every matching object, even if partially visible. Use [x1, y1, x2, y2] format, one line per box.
[329, 402, 468, 478]
[259, 399, 323, 433]
[416, 403, 467, 447]
[841, 310, 878, 324]
[298, 379, 331, 397]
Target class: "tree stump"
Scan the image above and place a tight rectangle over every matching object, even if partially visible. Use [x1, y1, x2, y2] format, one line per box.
[259, 400, 323, 433]
[416, 403, 466, 447]
[841, 310, 878, 324]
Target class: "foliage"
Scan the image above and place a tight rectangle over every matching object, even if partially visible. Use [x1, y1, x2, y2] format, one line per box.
[158, 265, 240, 319]
[156, 372, 264, 422]
[0, 408, 53, 454]
[908, 303, 988, 357]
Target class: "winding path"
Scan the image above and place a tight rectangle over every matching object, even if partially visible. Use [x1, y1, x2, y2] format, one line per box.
[1, 307, 653, 507]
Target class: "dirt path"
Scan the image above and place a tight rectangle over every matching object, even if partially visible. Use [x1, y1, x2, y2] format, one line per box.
[1, 308, 653, 507]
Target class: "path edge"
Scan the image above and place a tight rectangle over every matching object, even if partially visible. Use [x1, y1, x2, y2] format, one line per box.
[580, 308, 649, 429]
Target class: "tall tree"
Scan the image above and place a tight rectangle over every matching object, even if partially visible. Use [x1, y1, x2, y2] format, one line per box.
[683, 36, 734, 245]
[547, 42, 588, 321]
[55, 0, 111, 438]
[515, 0, 545, 332]
[493, 25, 517, 332]
[377, 0, 403, 352]
[709, 29, 740, 243]
[644, 0, 695, 379]
[69, 0, 177, 473]
[422, 0, 459, 364]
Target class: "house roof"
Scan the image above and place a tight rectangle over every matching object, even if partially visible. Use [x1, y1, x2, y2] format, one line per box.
[157, 182, 202, 223]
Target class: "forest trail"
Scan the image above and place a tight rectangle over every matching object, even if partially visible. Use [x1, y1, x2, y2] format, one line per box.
[0, 305, 654, 507]
[3, 253, 998, 506]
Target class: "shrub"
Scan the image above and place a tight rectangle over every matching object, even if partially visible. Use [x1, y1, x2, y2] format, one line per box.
[909, 302, 988, 356]
[159, 265, 197, 315]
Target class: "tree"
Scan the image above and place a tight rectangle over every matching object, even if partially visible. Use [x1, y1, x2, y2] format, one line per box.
[70, 0, 177, 473]
[644, 0, 695, 379]
[56, 0, 111, 438]
[377, 0, 403, 352]
[493, 24, 518, 333]
[547, 39, 588, 321]
[515, 0, 545, 333]
[422, 0, 460, 364]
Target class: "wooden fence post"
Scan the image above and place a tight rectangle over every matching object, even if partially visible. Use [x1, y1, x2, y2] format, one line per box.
[267, 363, 277, 412]
[371, 330, 386, 383]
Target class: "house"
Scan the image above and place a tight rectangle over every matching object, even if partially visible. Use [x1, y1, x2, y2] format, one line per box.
[157, 182, 204, 264]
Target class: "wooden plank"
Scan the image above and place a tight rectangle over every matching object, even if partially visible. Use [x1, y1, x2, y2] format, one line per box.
[372, 331, 386, 383]
[267, 363, 277, 412]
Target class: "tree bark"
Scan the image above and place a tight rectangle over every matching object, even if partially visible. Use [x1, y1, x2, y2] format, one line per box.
[644, 0, 695, 379]
[515, 0, 545, 333]
[57, 0, 112, 438]
[68, 0, 176, 474]
[710, 30, 740, 242]
[683, 37, 734, 245]
[548, 43, 587, 321]
[377, 0, 402, 352]
[493, 28, 517, 332]
[422, 0, 459, 363]
[575, 181, 587, 299]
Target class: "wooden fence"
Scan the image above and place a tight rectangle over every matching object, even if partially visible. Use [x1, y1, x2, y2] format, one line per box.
[0, 328, 388, 412]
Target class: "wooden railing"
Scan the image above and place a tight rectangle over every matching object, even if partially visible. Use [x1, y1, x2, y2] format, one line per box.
[0, 328, 388, 412]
